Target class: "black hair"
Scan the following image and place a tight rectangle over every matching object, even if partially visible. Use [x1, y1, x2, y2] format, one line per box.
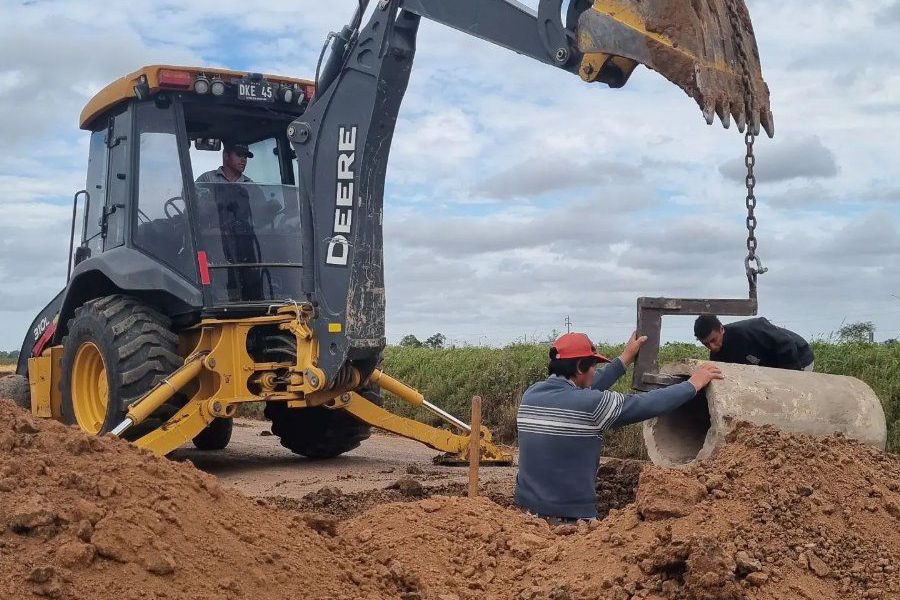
[694, 314, 723, 340]
[547, 347, 600, 378]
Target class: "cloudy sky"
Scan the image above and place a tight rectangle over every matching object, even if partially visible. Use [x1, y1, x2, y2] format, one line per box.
[1, 0, 899, 351]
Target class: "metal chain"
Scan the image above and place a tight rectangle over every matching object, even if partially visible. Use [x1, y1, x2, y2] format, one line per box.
[743, 131, 766, 281]
[725, 0, 767, 292]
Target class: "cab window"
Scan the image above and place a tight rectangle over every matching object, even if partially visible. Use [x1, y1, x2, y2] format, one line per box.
[83, 130, 109, 256]
[133, 102, 195, 281]
[243, 138, 281, 184]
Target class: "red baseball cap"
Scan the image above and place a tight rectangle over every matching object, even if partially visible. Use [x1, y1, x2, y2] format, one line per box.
[552, 332, 610, 363]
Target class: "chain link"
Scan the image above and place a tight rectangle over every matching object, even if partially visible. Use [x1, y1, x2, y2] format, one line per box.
[725, 0, 766, 292]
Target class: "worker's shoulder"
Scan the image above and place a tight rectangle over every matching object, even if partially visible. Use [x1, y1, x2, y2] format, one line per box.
[195, 169, 220, 182]
[521, 378, 619, 411]
[729, 317, 772, 331]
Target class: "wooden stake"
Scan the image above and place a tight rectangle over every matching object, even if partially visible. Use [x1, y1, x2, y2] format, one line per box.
[468, 396, 482, 498]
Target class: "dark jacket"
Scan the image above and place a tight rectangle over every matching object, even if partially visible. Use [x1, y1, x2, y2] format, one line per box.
[711, 317, 814, 370]
[514, 358, 697, 519]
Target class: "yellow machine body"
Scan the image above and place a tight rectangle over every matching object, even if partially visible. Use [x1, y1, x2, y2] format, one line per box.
[27, 303, 512, 464]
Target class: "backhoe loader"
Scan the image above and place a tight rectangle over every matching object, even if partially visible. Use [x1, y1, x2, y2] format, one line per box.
[12, 0, 774, 462]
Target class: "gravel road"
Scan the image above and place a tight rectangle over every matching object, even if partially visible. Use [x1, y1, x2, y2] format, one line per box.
[173, 418, 518, 500]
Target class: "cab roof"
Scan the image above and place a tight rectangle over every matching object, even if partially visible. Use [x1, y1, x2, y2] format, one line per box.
[80, 64, 315, 130]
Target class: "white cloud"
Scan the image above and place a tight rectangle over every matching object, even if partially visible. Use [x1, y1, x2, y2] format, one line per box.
[0, 0, 898, 352]
[719, 136, 839, 183]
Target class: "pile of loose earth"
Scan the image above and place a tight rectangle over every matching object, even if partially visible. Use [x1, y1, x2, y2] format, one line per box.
[2, 397, 898, 600]
[0, 400, 401, 600]
[334, 423, 900, 600]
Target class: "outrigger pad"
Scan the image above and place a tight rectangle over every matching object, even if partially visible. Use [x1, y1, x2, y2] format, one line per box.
[433, 452, 514, 467]
[578, 0, 774, 136]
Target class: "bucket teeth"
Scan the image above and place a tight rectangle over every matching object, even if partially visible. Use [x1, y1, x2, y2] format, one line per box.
[761, 109, 775, 138]
[750, 108, 761, 136]
[735, 109, 747, 133]
[716, 100, 731, 129]
[578, 0, 773, 137]
[702, 101, 716, 126]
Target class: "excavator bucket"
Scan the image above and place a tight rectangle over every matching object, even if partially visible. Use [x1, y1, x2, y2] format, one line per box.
[575, 0, 774, 137]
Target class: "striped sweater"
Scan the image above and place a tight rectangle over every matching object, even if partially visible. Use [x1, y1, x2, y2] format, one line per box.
[515, 358, 697, 519]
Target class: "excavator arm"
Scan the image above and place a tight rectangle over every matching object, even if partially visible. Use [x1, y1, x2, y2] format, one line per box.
[289, 0, 773, 386]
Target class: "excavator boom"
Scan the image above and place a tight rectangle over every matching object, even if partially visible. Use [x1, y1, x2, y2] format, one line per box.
[292, 0, 773, 388]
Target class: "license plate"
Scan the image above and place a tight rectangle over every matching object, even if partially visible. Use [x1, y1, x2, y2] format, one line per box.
[237, 79, 274, 103]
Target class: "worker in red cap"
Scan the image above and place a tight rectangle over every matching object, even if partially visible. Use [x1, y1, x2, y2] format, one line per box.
[515, 331, 723, 524]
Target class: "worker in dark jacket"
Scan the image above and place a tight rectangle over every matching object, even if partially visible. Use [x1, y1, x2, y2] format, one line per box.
[515, 331, 722, 523]
[694, 315, 814, 371]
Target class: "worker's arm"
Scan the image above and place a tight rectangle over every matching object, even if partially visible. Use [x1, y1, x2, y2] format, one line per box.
[612, 382, 697, 427]
[592, 331, 646, 391]
[611, 364, 724, 427]
[592, 358, 625, 391]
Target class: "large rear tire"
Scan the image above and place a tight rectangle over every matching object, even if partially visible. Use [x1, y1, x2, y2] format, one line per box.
[264, 402, 372, 459]
[192, 418, 233, 450]
[60, 295, 182, 436]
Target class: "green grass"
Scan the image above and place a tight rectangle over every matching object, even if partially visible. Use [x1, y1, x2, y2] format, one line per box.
[379, 342, 707, 458]
[810, 342, 900, 452]
[379, 341, 899, 456]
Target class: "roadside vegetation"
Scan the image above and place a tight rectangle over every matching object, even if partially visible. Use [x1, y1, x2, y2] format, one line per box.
[4, 335, 896, 456]
[0, 350, 16, 373]
[381, 340, 900, 456]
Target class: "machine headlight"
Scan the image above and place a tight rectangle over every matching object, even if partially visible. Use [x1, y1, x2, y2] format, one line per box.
[194, 75, 210, 95]
[210, 79, 226, 96]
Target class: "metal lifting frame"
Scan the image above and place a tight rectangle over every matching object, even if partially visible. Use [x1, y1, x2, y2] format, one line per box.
[632, 296, 758, 391]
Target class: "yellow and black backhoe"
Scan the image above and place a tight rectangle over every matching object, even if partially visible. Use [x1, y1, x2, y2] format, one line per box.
[10, 0, 772, 462]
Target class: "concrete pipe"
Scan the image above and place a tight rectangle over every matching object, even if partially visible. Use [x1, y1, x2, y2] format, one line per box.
[643, 360, 887, 468]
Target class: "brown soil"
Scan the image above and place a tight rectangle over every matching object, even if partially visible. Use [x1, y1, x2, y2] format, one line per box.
[0, 400, 371, 600]
[334, 425, 900, 600]
[1, 399, 899, 600]
[264, 459, 640, 521]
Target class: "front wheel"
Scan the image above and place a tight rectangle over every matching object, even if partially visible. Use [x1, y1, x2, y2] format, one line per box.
[60, 295, 182, 436]
[264, 403, 372, 459]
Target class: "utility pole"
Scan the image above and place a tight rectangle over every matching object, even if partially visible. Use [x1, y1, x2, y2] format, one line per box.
[565, 315, 572, 333]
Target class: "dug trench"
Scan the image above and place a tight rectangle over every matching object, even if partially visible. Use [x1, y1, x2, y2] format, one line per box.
[0, 399, 898, 600]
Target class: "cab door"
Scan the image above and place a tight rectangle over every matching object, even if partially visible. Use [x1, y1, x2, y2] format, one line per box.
[80, 128, 109, 259]
[103, 107, 132, 250]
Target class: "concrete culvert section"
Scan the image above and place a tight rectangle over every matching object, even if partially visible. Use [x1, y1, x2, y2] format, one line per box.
[644, 360, 887, 467]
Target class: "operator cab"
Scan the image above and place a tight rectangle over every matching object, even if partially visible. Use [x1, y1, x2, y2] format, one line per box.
[76, 65, 314, 315]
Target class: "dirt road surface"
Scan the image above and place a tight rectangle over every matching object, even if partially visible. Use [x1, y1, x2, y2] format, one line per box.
[173, 418, 518, 502]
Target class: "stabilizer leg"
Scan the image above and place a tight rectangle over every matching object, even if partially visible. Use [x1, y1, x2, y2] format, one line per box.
[133, 397, 215, 457]
[344, 392, 513, 465]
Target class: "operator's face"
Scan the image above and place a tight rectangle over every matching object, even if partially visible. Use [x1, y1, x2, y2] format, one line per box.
[701, 326, 725, 353]
[224, 150, 248, 174]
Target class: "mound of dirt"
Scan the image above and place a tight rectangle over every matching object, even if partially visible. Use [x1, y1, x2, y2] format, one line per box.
[335, 423, 900, 600]
[3, 396, 899, 600]
[0, 400, 386, 600]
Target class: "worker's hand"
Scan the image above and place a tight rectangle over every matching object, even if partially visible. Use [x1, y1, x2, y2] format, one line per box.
[688, 363, 725, 392]
[619, 331, 648, 366]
